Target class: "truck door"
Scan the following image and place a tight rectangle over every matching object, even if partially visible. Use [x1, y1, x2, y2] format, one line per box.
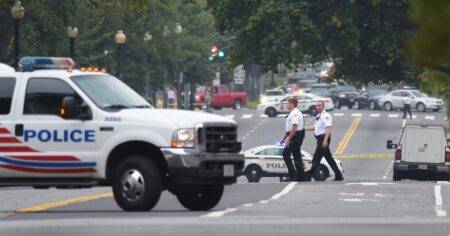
[420, 126, 446, 164]
[213, 86, 227, 107]
[12, 77, 97, 178]
[403, 126, 424, 163]
[0, 77, 18, 177]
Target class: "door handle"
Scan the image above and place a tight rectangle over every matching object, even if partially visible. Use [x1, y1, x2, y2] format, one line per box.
[15, 124, 24, 137]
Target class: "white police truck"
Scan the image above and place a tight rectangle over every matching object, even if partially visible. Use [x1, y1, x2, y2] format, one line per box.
[0, 57, 243, 211]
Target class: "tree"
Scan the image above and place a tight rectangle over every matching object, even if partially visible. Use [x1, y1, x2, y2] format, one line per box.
[207, 0, 416, 84]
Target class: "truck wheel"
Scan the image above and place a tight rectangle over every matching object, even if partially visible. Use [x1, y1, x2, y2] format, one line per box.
[384, 102, 393, 111]
[393, 171, 402, 181]
[112, 155, 162, 211]
[416, 102, 426, 112]
[313, 164, 329, 181]
[233, 100, 242, 110]
[265, 107, 278, 118]
[176, 185, 224, 211]
[244, 164, 262, 182]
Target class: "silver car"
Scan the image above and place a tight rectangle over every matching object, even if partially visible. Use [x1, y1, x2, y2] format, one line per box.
[378, 90, 444, 112]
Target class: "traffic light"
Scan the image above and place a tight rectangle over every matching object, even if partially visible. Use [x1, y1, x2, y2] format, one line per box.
[218, 51, 224, 57]
[209, 44, 225, 62]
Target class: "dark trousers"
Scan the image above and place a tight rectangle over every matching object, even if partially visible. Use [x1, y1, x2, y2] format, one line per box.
[403, 104, 412, 119]
[282, 130, 306, 180]
[309, 134, 343, 179]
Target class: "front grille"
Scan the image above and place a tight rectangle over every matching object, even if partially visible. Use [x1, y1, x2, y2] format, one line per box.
[200, 125, 240, 153]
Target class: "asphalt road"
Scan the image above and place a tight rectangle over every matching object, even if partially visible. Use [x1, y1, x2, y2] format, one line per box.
[0, 107, 449, 235]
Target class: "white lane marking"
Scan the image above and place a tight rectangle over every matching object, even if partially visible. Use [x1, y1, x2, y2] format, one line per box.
[225, 115, 235, 119]
[346, 182, 393, 186]
[369, 113, 380, 118]
[242, 203, 253, 207]
[277, 114, 287, 118]
[242, 114, 253, 119]
[412, 115, 417, 119]
[374, 193, 388, 197]
[351, 113, 362, 117]
[339, 193, 364, 197]
[259, 200, 269, 204]
[202, 208, 237, 218]
[434, 184, 447, 217]
[402, 119, 406, 128]
[389, 114, 399, 118]
[425, 116, 435, 120]
[270, 182, 297, 200]
[339, 198, 379, 202]
[333, 113, 344, 117]
[260, 114, 268, 118]
[382, 161, 394, 179]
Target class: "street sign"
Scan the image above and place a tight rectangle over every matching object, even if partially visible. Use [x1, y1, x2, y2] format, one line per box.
[234, 65, 245, 84]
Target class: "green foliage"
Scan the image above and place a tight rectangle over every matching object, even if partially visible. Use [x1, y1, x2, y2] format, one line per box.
[0, 0, 218, 93]
[207, 0, 416, 84]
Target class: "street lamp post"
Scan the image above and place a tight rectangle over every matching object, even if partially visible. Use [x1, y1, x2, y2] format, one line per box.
[115, 30, 126, 79]
[174, 23, 183, 109]
[11, 0, 25, 69]
[67, 27, 78, 60]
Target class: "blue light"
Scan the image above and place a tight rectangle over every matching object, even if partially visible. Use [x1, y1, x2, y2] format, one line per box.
[19, 57, 75, 71]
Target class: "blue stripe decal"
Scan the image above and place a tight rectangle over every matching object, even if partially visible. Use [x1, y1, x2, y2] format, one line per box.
[0, 156, 96, 168]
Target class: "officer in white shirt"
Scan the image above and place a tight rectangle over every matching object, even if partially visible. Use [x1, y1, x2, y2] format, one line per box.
[305, 101, 344, 181]
[282, 97, 306, 181]
[402, 94, 412, 119]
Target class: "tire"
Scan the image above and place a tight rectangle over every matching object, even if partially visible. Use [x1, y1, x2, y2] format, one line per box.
[416, 102, 426, 112]
[384, 102, 393, 111]
[265, 107, 278, 118]
[233, 100, 242, 110]
[112, 155, 162, 211]
[176, 185, 224, 211]
[245, 164, 263, 182]
[353, 101, 360, 110]
[369, 101, 376, 110]
[313, 164, 329, 181]
[393, 171, 402, 181]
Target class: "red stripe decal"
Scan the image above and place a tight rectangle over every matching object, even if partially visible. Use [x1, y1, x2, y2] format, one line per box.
[0, 128, 11, 134]
[0, 165, 96, 173]
[0, 137, 21, 143]
[8, 155, 80, 161]
[0, 146, 38, 152]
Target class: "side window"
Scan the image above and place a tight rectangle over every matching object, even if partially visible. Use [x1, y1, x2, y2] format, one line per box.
[0, 78, 16, 115]
[391, 91, 402, 97]
[24, 78, 80, 115]
[265, 148, 281, 156]
[218, 86, 227, 94]
[255, 149, 267, 155]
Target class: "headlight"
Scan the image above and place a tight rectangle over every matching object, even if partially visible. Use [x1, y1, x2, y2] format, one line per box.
[339, 94, 346, 98]
[171, 128, 195, 148]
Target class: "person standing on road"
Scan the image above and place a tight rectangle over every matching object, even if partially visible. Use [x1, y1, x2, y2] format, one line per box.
[166, 87, 177, 109]
[281, 97, 307, 181]
[305, 101, 344, 181]
[402, 95, 412, 119]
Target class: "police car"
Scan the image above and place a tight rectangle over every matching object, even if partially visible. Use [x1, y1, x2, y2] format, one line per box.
[257, 93, 334, 117]
[243, 145, 344, 182]
[0, 57, 244, 211]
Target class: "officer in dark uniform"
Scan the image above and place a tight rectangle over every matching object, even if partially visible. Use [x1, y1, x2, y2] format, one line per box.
[305, 101, 344, 181]
[282, 97, 306, 181]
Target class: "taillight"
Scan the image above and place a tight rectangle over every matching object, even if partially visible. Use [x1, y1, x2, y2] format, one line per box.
[395, 147, 402, 161]
[445, 147, 450, 163]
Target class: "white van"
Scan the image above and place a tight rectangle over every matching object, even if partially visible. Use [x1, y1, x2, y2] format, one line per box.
[387, 123, 450, 181]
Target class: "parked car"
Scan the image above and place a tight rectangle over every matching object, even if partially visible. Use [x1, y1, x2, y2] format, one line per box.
[260, 89, 285, 104]
[353, 88, 389, 110]
[378, 90, 444, 112]
[310, 83, 337, 98]
[195, 84, 248, 110]
[387, 122, 450, 181]
[243, 145, 344, 182]
[330, 85, 359, 109]
[257, 93, 334, 117]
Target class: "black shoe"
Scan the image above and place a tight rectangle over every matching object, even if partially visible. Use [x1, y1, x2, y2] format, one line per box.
[334, 176, 344, 181]
[282, 177, 296, 182]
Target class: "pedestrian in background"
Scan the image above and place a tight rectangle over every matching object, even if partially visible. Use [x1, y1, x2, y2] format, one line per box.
[166, 87, 177, 109]
[305, 101, 344, 181]
[281, 97, 306, 182]
[403, 95, 412, 119]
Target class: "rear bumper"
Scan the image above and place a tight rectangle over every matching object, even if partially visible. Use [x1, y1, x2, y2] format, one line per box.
[161, 148, 244, 185]
[394, 163, 450, 173]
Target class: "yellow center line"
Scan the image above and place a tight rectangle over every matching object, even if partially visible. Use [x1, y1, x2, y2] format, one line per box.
[335, 117, 360, 155]
[338, 117, 361, 155]
[10, 192, 113, 215]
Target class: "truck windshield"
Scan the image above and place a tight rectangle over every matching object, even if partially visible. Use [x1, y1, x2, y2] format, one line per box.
[71, 75, 151, 110]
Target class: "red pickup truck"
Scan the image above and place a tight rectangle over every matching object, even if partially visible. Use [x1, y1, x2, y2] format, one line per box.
[195, 85, 248, 110]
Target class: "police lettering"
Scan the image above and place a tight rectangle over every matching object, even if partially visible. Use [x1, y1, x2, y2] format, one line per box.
[24, 130, 95, 143]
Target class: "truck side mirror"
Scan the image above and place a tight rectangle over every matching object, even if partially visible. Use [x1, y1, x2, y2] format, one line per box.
[386, 140, 397, 149]
[59, 96, 92, 120]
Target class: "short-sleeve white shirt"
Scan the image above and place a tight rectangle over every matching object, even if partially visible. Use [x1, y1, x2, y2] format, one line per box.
[285, 108, 304, 132]
[314, 110, 332, 136]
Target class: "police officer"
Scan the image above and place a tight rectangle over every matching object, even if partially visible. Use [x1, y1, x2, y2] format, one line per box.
[402, 94, 412, 119]
[282, 97, 306, 181]
[305, 101, 344, 181]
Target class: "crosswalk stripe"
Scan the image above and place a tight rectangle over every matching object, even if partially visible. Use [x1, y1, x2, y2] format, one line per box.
[412, 115, 417, 119]
[333, 113, 344, 117]
[224, 115, 235, 119]
[369, 113, 380, 117]
[277, 114, 287, 118]
[351, 113, 362, 117]
[260, 114, 268, 118]
[242, 114, 253, 119]
[425, 115, 435, 120]
[388, 114, 399, 118]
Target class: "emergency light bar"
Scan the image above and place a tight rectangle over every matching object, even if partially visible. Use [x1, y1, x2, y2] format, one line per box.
[19, 57, 75, 71]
